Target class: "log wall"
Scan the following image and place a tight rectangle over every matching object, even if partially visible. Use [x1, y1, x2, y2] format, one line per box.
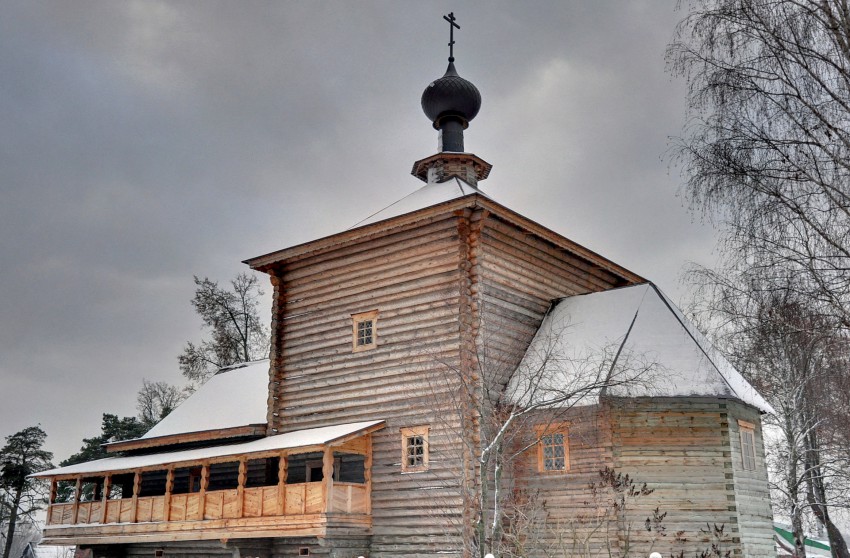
[269, 214, 473, 557]
[508, 405, 615, 557]
[476, 213, 627, 387]
[610, 398, 743, 557]
[727, 401, 775, 557]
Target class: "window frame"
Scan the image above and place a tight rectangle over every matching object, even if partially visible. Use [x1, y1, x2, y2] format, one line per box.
[536, 422, 570, 473]
[352, 310, 379, 352]
[738, 419, 757, 471]
[401, 425, 430, 473]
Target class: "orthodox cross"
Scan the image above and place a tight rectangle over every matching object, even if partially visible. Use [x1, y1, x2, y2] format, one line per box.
[443, 12, 460, 62]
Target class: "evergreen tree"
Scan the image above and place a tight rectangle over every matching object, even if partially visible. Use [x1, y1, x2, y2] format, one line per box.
[0, 426, 52, 558]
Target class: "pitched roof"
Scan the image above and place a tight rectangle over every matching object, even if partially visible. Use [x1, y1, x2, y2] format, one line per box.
[142, 359, 270, 439]
[349, 176, 488, 229]
[34, 420, 385, 478]
[507, 283, 772, 413]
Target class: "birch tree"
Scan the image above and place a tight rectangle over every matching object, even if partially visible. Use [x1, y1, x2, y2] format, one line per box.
[668, 0, 850, 329]
[686, 269, 850, 557]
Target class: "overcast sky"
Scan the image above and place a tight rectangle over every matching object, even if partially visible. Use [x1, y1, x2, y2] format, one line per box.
[0, 1, 719, 461]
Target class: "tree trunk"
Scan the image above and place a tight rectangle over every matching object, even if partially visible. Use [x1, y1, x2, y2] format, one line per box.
[805, 430, 850, 558]
[1, 488, 22, 558]
[785, 413, 806, 558]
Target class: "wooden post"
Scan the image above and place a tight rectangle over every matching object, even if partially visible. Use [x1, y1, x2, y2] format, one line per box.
[164, 468, 174, 522]
[364, 435, 373, 515]
[100, 475, 111, 524]
[278, 452, 288, 516]
[322, 447, 334, 513]
[131, 472, 141, 523]
[71, 477, 81, 524]
[236, 457, 247, 518]
[198, 463, 209, 520]
[46, 479, 56, 525]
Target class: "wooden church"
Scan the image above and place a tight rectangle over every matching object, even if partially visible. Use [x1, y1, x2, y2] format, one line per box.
[34, 20, 775, 558]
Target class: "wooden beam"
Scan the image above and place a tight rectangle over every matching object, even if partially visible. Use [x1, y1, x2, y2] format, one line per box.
[131, 472, 141, 523]
[236, 457, 247, 518]
[198, 463, 209, 521]
[71, 478, 81, 525]
[277, 453, 287, 516]
[322, 447, 334, 513]
[49, 478, 57, 505]
[163, 468, 173, 522]
[364, 435, 372, 516]
[100, 475, 111, 524]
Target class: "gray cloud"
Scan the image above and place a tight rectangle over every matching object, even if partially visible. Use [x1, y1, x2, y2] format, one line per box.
[0, 1, 712, 460]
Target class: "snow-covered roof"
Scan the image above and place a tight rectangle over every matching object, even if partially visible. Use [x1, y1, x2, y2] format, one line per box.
[349, 177, 489, 229]
[507, 283, 772, 413]
[34, 420, 385, 478]
[141, 359, 270, 439]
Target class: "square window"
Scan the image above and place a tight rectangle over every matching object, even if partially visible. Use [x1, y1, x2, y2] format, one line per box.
[739, 420, 757, 471]
[352, 310, 379, 352]
[401, 426, 429, 472]
[537, 423, 569, 473]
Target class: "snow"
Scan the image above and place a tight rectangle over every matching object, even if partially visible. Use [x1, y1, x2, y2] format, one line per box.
[140, 359, 270, 439]
[349, 177, 489, 229]
[33, 420, 385, 478]
[507, 283, 773, 413]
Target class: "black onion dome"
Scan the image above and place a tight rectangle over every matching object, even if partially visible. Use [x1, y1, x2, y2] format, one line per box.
[421, 61, 482, 128]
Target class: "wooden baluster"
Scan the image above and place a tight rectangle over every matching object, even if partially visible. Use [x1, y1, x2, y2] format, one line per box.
[71, 477, 81, 524]
[100, 475, 111, 523]
[278, 453, 287, 516]
[199, 463, 209, 520]
[322, 447, 334, 513]
[364, 435, 373, 515]
[131, 472, 141, 523]
[164, 468, 174, 522]
[236, 457, 247, 518]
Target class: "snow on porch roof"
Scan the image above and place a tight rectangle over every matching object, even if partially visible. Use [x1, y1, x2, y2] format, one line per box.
[507, 283, 773, 413]
[139, 359, 270, 440]
[33, 420, 386, 478]
[348, 176, 489, 229]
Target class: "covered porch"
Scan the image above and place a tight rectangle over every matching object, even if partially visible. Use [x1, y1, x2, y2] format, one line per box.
[35, 421, 383, 545]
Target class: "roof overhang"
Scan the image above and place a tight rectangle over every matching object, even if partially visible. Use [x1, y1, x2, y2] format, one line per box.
[34, 420, 385, 480]
[103, 424, 267, 453]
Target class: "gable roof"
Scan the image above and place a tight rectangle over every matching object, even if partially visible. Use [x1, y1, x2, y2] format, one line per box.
[507, 283, 773, 413]
[244, 179, 644, 285]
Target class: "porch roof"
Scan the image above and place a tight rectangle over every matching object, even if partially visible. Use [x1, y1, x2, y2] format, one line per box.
[33, 420, 385, 478]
